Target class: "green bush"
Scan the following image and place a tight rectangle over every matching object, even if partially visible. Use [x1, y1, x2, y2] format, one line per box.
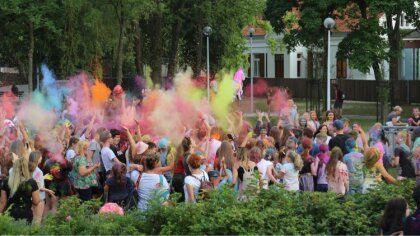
[0, 180, 416, 235]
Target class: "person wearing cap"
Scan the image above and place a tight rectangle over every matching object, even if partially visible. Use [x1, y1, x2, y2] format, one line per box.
[386, 106, 408, 126]
[404, 185, 420, 234]
[328, 119, 350, 155]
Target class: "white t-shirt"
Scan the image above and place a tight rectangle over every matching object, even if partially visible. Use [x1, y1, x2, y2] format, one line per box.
[208, 139, 221, 165]
[281, 163, 299, 191]
[66, 149, 76, 162]
[183, 171, 209, 203]
[32, 167, 46, 200]
[130, 171, 170, 211]
[257, 159, 273, 189]
[101, 146, 116, 172]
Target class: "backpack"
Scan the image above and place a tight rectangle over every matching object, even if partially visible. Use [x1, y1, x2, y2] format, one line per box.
[191, 172, 214, 201]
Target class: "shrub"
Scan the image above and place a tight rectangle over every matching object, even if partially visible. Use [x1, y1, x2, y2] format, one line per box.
[0, 180, 416, 235]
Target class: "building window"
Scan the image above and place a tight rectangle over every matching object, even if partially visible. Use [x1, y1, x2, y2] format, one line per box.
[275, 54, 284, 78]
[253, 58, 260, 77]
[336, 59, 347, 79]
[297, 53, 303, 77]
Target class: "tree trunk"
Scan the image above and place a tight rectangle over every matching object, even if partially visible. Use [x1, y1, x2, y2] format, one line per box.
[167, 1, 186, 79]
[307, 50, 313, 79]
[193, 18, 204, 76]
[134, 19, 143, 77]
[386, 13, 401, 106]
[150, 10, 163, 85]
[116, 20, 125, 85]
[372, 61, 383, 81]
[28, 20, 34, 93]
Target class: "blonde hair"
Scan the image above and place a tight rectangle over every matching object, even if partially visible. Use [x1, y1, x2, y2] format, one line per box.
[8, 157, 31, 197]
[75, 140, 90, 156]
[393, 106, 403, 112]
[286, 151, 303, 171]
[364, 147, 380, 169]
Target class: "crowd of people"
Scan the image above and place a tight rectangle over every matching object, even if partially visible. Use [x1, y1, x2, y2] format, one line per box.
[0, 75, 419, 234]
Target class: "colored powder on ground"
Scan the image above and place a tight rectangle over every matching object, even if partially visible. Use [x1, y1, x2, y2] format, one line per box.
[91, 79, 111, 105]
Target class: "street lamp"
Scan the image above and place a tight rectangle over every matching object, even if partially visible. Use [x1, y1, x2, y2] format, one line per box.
[203, 26, 212, 103]
[248, 27, 255, 113]
[323, 17, 335, 111]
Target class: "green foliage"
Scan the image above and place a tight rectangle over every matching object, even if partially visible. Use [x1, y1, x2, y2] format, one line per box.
[0, 180, 416, 234]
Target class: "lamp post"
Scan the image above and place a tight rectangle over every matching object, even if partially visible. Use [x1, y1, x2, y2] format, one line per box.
[323, 17, 335, 111]
[248, 27, 255, 113]
[203, 26, 212, 103]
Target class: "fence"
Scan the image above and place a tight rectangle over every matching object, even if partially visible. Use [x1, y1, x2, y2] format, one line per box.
[243, 77, 420, 103]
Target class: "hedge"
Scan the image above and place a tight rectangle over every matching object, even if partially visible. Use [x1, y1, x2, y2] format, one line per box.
[0, 180, 416, 235]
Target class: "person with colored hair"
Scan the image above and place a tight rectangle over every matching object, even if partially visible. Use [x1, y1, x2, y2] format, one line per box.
[312, 144, 329, 192]
[391, 131, 415, 179]
[363, 147, 396, 193]
[343, 138, 364, 194]
[299, 137, 315, 191]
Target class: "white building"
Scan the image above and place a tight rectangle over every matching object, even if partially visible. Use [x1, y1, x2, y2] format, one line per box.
[244, 14, 419, 81]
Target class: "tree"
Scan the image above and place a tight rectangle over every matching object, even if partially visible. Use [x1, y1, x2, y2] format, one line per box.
[0, 0, 60, 92]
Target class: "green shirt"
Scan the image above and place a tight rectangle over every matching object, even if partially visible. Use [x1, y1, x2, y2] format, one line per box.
[72, 155, 97, 189]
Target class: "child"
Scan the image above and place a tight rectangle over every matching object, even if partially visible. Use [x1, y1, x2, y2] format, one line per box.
[410, 107, 420, 126]
[276, 151, 303, 191]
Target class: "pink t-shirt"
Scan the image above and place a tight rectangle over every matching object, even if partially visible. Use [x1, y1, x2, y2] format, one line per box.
[373, 142, 384, 165]
[207, 139, 221, 165]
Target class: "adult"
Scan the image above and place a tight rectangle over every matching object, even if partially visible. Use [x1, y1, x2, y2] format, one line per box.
[343, 138, 364, 194]
[130, 154, 169, 211]
[184, 154, 209, 203]
[413, 147, 420, 186]
[386, 106, 407, 126]
[326, 147, 349, 195]
[71, 140, 100, 201]
[328, 120, 350, 155]
[380, 198, 409, 235]
[333, 84, 344, 118]
[2, 157, 40, 223]
[110, 129, 126, 164]
[391, 131, 415, 179]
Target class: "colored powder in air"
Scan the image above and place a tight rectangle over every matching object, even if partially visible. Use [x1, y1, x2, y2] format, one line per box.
[270, 88, 289, 113]
[211, 72, 235, 127]
[40, 65, 64, 111]
[243, 79, 269, 97]
[174, 69, 204, 102]
[0, 92, 16, 119]
[91, 79, 111, 105]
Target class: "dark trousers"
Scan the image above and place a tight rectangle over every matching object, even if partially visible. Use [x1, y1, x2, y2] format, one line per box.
[77, 188, 93, 201]
[172, 173, 185, 202]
